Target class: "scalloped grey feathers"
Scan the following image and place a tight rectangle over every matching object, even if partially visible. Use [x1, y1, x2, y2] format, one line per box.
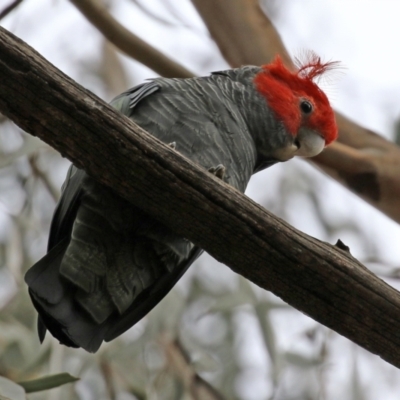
[25, 67, 283, 352]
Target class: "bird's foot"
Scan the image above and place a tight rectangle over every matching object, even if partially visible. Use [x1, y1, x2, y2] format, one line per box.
[208, 164, 226, 180]
[168, 142, 176, 150]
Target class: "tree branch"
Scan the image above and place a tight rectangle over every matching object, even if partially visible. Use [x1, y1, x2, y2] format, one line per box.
[191, 0, 293, 68]
[69, 0, 194, 78]
[161, 337, 225, 400]
[1, 26, 400, 368]
[191, 0, 400, 223]
[28, 154, 60, 202]
[0, 0, 23, 21]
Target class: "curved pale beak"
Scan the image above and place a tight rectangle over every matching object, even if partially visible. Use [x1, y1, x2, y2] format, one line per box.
[294, 129, 325, 157]
[271, 129, 326, 162]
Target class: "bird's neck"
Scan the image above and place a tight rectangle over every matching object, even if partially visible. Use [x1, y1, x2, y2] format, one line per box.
[211, 67, 287, 173]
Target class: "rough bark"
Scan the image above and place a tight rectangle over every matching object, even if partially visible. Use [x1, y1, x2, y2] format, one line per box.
[191, 0, 400, 223]
[1, 26, 400, 368]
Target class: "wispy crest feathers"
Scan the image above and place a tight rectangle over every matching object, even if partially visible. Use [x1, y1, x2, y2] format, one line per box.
[294, 50, 341, 82]
[254, 52, 339, 144]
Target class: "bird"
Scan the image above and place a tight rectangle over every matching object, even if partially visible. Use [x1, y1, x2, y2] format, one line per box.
[25, 54, 338, 352]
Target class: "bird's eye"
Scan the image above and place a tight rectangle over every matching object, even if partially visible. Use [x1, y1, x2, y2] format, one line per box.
[300, 100, 313, 114]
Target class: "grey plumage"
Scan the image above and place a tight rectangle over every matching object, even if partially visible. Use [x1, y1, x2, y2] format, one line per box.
[25, 67, 296, 352]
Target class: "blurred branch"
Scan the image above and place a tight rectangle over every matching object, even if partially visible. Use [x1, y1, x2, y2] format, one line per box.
[29, 155, 60, 202]
[130, 0, 178, 27]
[130, 0, 206, 36]
[161, 337, 225, 400]
[99, 359, 116, 400]
[47, 340, 64, 400]
[5, 219, 23, 285]
[2, 27, 400, 370]
[69, 0, 194, 78]
[100, 40, 130, 98]
[191, 0, 400, 223]
[0, 0, 23, 20]
[312, 123, 400, 222]
[0, 135, 47, 169]
[191, 0, 293, 68]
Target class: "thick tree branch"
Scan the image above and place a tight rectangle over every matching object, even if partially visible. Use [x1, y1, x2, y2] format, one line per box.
[191, 0, 400, 223]
[69, 0, 194, 78]
[1, 27, 400, 368]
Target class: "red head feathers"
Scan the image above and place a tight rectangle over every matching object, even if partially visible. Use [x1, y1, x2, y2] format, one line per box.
[254, 54, 338, 145]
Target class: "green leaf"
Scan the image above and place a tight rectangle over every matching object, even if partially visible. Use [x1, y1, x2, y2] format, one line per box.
[284, 351, 323, 368]
[17, 373, 79, 393]
[128, 386, 147, 400]
[0, 376, 26, 400]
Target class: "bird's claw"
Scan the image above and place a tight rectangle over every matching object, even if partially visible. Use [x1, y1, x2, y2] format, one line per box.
[208, 164, 226, 180]
[168, 142, 176, 150]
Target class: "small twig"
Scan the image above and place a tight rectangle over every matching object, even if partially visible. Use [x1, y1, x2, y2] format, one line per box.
[161, 336, 225, 400]
[0, 0, 23, 20]
[131, 0, 206, 36]
[47, 340, 65, 400]
[99, 359, 116, 400]
[100, 40, 130, 97]
[29, 155, 60, 202]
[130, 0, 177, 27]
[70, 0, 194, 78]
